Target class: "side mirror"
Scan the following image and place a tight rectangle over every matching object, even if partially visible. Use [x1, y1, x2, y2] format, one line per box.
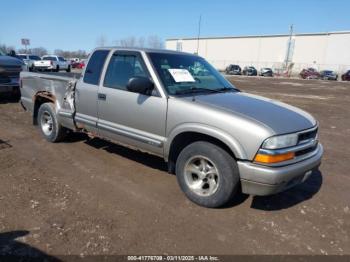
[127, 76, 154, 95]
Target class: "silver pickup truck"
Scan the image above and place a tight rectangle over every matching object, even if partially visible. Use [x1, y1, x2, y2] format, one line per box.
[20, 47, 323, 208]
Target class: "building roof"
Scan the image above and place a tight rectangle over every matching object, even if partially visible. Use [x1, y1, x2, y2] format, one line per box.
[166, 30, 350, 41]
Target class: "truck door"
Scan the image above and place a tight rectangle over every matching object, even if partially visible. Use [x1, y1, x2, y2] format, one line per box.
[74, 49, 110, 133]
[97, 50, 167, 156]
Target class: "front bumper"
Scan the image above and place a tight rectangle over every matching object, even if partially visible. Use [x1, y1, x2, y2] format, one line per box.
[238, 143, 323, 196]
[0, 77, 20, 94]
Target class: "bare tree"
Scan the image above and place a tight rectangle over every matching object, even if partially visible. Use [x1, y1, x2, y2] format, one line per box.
[119, 36, 137, 47]
[30, 47, 48, 57]
[147, 35, 164, 49]
[54, 49, 64, 56]
[138, 37, 145, 48]
[96, 35, 107, 47]
[53, 49, 88, 59]
[16, 47, 48, 56]
[113, 35, 163, 48]
[0, 44, 16, 54]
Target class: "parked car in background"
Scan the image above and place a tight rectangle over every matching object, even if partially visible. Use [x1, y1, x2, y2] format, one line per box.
[0, 49, 25, 97]
[341, 70, 350, 81]
[33, 55, 71, 72]
[319, 70, 338, 81]
[69, 58, 80, 63]
[20, 47, 323, 208]
[242, 66, 257, 76]
[260, 68, 273, 77]
[300, 68, 320, 79]
[71, 60, 85, 69]
[225, 64, 241, 75]
[17, 54, 41, 71]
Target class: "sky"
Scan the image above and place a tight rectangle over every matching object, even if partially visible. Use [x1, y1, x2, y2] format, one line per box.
[1, 0, 350, 53]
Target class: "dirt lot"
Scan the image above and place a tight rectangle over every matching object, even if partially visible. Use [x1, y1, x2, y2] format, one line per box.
[0, 76, 349, 258]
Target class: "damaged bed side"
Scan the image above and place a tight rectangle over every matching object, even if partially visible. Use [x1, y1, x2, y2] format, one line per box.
[20, 71, 78, 131]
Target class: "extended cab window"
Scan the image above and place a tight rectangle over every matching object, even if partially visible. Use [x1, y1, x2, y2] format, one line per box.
[104, 53, 148, 90]
[83, 50, 109, 85]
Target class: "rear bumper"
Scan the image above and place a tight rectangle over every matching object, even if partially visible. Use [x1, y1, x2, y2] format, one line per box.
[34, 66, 54, 70]
[238, 143, 323, 196]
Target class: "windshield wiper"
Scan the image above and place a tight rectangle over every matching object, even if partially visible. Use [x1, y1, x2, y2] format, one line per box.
[216, 87, 237, 92]
[175, 86, 235, 95]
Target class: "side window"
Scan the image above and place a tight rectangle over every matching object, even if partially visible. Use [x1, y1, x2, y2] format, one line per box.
[103, 53, 148, 90]
[83, 50, 109, 85]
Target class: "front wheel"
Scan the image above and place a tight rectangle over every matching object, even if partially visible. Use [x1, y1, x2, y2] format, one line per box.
[38, 103, 67, 142]
[176, 141, 240, 208]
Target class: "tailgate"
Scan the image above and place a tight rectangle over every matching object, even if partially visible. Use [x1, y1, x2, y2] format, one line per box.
[34, 60, 51, 67]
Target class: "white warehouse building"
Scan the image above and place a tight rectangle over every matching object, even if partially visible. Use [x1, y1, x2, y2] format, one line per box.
[166, 31, 350, 75]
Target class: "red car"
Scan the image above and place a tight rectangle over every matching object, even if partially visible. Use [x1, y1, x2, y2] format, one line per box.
[71, 60, 85, 69]
[300, 68, 320, 79]
[341, 70, 350, 81]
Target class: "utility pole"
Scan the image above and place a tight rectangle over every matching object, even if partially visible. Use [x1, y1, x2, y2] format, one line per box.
[284, 24, 294, 68]
[196, 14, 202, 55]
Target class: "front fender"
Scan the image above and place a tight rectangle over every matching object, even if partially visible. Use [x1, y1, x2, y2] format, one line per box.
[164, 123, 248, 161]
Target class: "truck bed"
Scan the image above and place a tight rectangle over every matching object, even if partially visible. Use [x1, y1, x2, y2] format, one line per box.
[20, 71, 77, 130]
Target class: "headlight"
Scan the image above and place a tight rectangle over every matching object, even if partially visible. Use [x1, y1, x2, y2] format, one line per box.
[262, 133, 298, 149]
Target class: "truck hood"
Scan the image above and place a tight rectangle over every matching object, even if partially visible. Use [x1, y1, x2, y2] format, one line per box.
[185, 92, 316, 134]
[0, 56, 24, 66]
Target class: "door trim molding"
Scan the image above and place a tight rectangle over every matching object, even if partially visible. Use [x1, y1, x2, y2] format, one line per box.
[97, 122, 163, 148]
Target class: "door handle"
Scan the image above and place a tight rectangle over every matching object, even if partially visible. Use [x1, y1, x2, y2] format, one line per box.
[98, 93, 106, 101]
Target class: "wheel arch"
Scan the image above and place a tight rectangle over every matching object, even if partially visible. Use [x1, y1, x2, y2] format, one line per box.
[165, 124, 247, 173]
[33, 91, 56, 125]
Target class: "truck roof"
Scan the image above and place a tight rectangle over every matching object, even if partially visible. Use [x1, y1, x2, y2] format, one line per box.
[93, 47, 195, 56]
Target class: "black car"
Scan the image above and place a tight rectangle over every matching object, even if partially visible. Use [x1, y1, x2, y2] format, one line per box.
[225, 64, 241, 75]
[260, 68, 273, 77]
[341, 70, 350, 81]
[319, 70, 338, 81]
[0, 49, 24, 98]
[242, 66, 257, 76]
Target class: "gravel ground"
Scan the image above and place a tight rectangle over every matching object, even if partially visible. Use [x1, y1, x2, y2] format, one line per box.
[0, 76, 349, 258]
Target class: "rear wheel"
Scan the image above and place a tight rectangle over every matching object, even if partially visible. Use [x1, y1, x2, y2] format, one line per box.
[38, 103, 67, 142]
[55, 65, 59, 72]
[66, 65, 71, 72]
[176, 141, 240, 208]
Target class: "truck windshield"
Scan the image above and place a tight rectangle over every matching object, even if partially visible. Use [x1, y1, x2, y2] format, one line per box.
[148, 52, 237, 95]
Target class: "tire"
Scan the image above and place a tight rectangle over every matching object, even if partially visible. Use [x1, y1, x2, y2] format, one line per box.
[55, 65, 59, 72]
[37, 103, 67, 142]
[176, 141, 240, 208]
[66, 65, 71, 73]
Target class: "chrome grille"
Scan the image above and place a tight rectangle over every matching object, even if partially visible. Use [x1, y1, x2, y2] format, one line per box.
[0, 65, 21, 78]
[0, 75, 11, 84]
[298, 128, 318, 144]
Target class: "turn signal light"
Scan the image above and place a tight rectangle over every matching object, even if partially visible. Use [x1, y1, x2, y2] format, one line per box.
[254, 152, 295, 164]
